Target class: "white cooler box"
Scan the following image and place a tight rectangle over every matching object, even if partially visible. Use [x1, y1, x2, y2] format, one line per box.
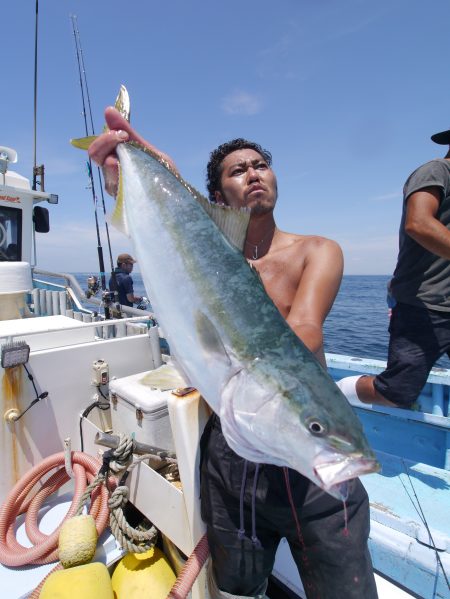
[109, 370, 176, 453]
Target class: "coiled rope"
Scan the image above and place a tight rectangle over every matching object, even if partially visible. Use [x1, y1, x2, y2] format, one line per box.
[94, 433, 160, 553]
[100, 433, 210, 598]
[107, 455, 159, 553]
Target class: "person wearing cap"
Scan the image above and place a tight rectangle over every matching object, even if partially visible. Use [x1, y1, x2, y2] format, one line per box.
[109, 253, 143, 307]
[338, 128, 450, 409]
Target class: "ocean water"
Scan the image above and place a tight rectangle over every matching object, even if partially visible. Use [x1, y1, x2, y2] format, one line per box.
[72, 272, 450, 368]
[323, 275, 392, 361]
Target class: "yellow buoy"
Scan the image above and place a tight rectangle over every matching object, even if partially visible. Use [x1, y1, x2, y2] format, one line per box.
[111, 546, 176, 598]
[39, 562, 113, 598]
[58, 514, 98, 568]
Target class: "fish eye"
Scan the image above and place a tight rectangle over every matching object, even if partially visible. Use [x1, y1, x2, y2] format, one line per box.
[306, 419, 327, 436]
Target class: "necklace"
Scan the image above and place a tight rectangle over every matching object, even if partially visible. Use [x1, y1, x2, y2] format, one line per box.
[245, 226, 276, 260]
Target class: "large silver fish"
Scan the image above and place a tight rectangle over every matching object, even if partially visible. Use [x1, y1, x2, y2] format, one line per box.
[113, 141, 379, 499]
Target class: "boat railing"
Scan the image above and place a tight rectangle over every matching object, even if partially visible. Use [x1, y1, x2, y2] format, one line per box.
[0, 314, 153, 338]
[0, 313, 161, 348]
[32, 267, 156, 319]
[33, 268, 87, 301]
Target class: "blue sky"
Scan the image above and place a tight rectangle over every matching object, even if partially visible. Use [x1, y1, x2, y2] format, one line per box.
[3, 0, 450, 274]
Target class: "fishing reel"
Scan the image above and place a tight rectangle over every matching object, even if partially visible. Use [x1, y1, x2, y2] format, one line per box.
[85, 275, 100, 299]
[136, 296, 150, 310]
[102, 289, 122, 319]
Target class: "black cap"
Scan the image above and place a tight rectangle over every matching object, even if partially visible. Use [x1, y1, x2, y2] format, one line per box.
[431, 129, 450, 145]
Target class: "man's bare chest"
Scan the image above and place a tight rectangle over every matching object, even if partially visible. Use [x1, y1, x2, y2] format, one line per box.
[253, 257, 304, 318]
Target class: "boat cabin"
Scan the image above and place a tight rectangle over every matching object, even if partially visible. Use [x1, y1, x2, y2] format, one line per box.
[0, 145, 57, 266]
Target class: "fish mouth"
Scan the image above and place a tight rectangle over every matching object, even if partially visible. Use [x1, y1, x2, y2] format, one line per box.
[314, 452, 380, 499]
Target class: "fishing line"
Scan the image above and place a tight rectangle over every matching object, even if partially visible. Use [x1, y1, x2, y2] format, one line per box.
[70, 14, 108, 299]
[400, 460, 449, 590]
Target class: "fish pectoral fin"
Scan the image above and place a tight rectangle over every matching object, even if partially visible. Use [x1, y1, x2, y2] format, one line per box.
[70, 136, 98, 150]
[195, 311, 232, 366]
[199, 202, 250, 252]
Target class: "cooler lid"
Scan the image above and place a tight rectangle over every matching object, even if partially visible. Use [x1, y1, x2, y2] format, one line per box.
[109, 364, 188, 413]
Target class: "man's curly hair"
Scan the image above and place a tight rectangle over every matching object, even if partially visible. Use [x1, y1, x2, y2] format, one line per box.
[206, 138, 272, 202]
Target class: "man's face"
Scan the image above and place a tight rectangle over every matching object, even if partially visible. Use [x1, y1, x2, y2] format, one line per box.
[214, 148, 277, 214]
[122, 262, 134, 272]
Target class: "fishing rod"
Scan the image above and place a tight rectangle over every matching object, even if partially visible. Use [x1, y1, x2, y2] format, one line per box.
[32, 0, 44, 191]
[70, 14, 114, 319]
[70, 14, 115, 277]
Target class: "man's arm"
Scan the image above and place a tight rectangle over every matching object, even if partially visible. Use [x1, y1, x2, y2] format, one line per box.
[338, 188, 450, 409]
[404, 186, 450, 259]
[285, 238, 343, 367]
[126, 292, 142, 304]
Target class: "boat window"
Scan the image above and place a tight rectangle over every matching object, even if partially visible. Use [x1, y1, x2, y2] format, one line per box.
[0, 206, 22, 261]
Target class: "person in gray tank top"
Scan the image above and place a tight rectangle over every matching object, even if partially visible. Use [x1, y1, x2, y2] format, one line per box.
[337, 127, 450, 408]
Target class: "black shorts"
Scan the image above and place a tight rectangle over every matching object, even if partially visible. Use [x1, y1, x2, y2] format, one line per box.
[374, 302, 450, 407]
[200, 414, 378, 599]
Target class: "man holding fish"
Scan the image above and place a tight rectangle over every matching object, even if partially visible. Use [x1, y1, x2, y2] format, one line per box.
[89, 106, 378, 599]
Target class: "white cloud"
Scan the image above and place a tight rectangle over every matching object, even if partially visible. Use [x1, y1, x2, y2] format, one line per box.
[221, 91, 263, 116]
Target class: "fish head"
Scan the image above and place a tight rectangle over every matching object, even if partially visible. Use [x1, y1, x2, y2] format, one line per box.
[220, 363, 379, 499]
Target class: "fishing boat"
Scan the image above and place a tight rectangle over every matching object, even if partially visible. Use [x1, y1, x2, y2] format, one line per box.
[1, 135, 449, 599]
[1, 11, 449, 599]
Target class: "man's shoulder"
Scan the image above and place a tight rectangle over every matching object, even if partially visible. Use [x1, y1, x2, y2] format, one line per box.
[404, 158, 450, 198]
[270, 232, 342, 269]
[407, 158, 450, 181]
[280, 231, 341, 252]
[115, 271, 132, 286]
[423, 158, 450, 167]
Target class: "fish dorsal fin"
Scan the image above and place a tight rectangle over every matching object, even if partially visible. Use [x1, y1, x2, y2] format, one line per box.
[126, 141, 250, 252]
[200, 202, 250, 253]
[195, 311, 232, 367]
